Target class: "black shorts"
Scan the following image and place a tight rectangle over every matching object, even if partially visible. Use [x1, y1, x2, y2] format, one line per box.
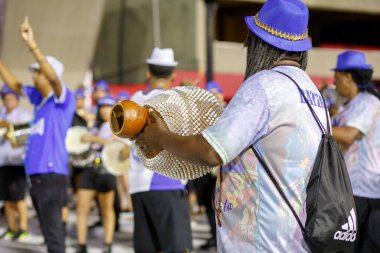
[79, 169, 116, 192]
[132, 190, 193, 253]
[192, 174, 217, 212]
[0, 166, 26, 201]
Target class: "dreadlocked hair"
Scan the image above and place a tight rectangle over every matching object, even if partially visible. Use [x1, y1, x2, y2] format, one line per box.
[148, 64, 175, 79]
[244, 31, 308, 80]
[340, 69, 380, 101]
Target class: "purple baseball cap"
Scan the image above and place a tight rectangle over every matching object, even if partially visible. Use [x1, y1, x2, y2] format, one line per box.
[117, 91, 131, 101]
[1, 85, 20, 100]
[75, 89, 85, 99]
[206, 81, 223, 93]
[94, 80, 110, 92]
[97, 94, 116, 107]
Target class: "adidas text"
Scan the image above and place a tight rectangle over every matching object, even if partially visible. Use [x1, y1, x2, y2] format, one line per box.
[333, 208, 357, 242]
[334, 230, 356, 242]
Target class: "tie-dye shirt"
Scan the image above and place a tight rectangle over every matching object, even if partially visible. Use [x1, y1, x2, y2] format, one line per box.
[202, 66, 328, 253]
[333, 92, 380, 199]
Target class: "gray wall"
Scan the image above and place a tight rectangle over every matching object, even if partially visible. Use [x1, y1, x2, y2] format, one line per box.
[0, 0, 6, 56]
[1, 0, 106, 90]
[93, 0, 198, 84]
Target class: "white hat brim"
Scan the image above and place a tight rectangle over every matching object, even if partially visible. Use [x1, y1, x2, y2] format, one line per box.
[146, 59, 178, 67]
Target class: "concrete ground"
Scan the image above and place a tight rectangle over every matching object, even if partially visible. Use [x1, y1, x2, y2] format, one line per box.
[0, 200, 217, 253]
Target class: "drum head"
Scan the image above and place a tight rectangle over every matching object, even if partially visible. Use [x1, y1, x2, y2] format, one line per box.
[0, 128, 6, 137]
[101, 141, 130, 175]
[66, 126, 91, 155]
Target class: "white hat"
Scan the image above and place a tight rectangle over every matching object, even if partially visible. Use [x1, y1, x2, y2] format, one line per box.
[146, 47, 178, 67]
[28, 56, 64, 80]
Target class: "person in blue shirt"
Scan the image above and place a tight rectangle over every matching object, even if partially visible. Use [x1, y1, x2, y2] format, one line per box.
[0, 17, 75, 253]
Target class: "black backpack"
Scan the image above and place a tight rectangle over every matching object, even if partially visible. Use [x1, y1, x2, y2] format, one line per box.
[252, 71, 356, 253]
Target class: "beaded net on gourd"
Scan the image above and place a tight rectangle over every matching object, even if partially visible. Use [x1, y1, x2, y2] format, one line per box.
[137, 86, 224, 180]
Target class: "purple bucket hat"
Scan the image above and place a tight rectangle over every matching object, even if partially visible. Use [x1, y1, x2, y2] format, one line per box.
[245, 0, 312, 52]
[332, 51, 372, 71]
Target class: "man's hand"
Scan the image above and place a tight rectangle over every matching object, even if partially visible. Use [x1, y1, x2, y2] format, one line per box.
[0, 120, 10, 129]
[119, 146, 130, 161]
[20, 17, 37, 49]
[137, 109, 222, 166]
[81, 134, 94, 143]
[136, 109, 169, 157]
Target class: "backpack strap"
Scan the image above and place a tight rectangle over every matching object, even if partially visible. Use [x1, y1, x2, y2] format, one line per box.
[251, 146, 306, 233]
[273, 70, 331, 135]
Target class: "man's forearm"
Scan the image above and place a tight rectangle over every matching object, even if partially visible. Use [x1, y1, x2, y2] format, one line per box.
[161, 132, 223, 167]
[0, 61, 22, 94]
[29, 44, 62, 97]
[90, 135, 110, 145]
[332, 126, 360, 146]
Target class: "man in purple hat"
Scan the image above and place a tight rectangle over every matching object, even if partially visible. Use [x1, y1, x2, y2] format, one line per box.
[0, 85, 32, 241]
[0, 18, 75, 253]
[331, 51, 380, 253]
[136, 0, 328, 252]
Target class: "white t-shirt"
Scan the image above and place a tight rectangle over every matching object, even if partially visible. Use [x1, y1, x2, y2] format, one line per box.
[202, 66, 328, 253]
[128, 89, 185, 194]
[333, 92, 380, 199]
[0, 106, 33, 166]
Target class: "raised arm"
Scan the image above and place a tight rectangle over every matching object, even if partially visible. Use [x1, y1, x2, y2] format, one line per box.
[20, 17, 62, 98]
[0, 60, 22, 94]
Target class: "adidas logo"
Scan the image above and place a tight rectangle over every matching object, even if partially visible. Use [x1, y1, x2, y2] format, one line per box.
[333, 208, 357, 242]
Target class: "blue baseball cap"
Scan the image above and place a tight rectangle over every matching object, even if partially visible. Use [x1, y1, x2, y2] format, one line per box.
[205, 81, 223, 93]
[94, 80, 110, 92]
[75, 89, 85, 99]
[117, 91, 131, 101]
[332, 51, 372, 71]
[97, 94, 116, 107]
[1, 85, 20, 100]
[245, 0, 312, 52]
